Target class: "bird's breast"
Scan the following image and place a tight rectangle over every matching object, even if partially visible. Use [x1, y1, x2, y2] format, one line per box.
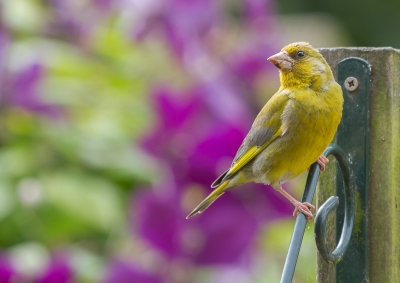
[253, 95, 342, 185]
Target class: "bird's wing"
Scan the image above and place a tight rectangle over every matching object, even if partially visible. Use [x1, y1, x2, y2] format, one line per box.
[222, 91, 291, 181]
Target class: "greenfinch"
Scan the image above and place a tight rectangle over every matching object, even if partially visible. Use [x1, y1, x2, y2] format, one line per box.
[187, 42, 343, 221]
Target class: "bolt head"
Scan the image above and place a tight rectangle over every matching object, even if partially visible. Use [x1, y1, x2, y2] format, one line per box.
[344, 77, 359, 92]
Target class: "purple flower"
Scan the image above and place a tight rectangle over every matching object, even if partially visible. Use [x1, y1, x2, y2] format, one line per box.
[0, 7, 60, 118]
[132, 0, 221, 57]
[140, 85, 254, 194]
[243, 0, 275, 24]
[90, 0, 115, 11]
[196, 78, 254, 126]
[35, 254, 74, 283]
[42, 0, 110, 45]
[135, 81, 294, 271]
[185, 121, 246, 186]
[0, 254, 19, 283]
[0, 18, 10, 96]
[141, 82, 292, 202]
[43, 0, 87, 41]
[0, 251, 74, 283]
[141, 85, 250, 162]
[8, 63, 62, 118]
[228, 43, 276, 86]
[131, 186, 258, 265]
[103, 259, 164, 283]
[129, 0, 291, 278]
[140, 87, 209, 177]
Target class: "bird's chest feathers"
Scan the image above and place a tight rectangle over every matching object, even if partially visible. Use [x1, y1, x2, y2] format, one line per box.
[281, 95, 337, 142]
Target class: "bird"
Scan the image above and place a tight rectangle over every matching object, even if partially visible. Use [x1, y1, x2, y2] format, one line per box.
[186, 42, 343, 221]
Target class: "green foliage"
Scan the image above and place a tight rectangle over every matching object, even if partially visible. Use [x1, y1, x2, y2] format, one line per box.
[0, 0, 164, 276]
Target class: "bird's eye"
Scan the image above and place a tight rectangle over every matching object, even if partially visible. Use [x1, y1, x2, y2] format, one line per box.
[297, 51, 305, 58]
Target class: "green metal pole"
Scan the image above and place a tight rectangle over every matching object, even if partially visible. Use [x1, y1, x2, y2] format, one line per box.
[280, 162, 320, 283]
[281, 143, 356, 283]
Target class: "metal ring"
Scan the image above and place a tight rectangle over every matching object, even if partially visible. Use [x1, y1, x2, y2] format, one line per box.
[314, 144, 356, 264]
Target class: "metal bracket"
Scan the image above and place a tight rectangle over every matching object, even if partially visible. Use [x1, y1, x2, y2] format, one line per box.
[335, 57, 371, 282]
[315, 57, 370, 282]
[314, 144, 355, 264]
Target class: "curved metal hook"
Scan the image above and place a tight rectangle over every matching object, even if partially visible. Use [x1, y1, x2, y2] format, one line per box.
[314, 144, 356, 264]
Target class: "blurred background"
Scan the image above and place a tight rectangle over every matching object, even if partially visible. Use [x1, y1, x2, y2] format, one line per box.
[0, 0, 399, 282]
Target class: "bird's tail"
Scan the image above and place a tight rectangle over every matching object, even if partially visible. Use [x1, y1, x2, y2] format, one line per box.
[186, 180, 229, 219]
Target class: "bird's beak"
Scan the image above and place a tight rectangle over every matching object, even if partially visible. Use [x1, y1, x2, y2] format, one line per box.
[268, 51, 295, 72]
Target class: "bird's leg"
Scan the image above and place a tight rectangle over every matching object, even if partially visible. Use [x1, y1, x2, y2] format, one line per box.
[277, 186, 315, 221]
[307, 155, 329, 172]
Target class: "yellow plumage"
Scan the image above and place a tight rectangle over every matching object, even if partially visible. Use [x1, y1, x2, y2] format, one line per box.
[187, 42, 343, 220]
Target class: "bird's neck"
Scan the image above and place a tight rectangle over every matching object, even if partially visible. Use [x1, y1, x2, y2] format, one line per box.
[279, 71, 334, 91]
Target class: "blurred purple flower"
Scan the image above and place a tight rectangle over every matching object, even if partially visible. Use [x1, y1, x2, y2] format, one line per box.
[131, 186, 258, 265]
[243, 0, 274, 24]
[137, 88, 262, 267]
[103, 259, 164, 283]
[130, 0, 291, 278]
[0, 254, 19, 283]
[197, 77, 254, 125]
[141, 84, 250, 153]
[185, 120, 246, 186]
[91, 0, 114, 11]
[131, 183, 292, 267]
[135, 83, 293, 269]
[43, 0, 110, 45]
[9, 63, 62, 118]
[0, 18, 8, 59]
[43, 0, 87, 41]
[228, 43, 276, 87]
[140, 87, 208, 176]
[0, 15, 10, 102]
[132, 0, 221, 57]
[141, 85, 252, 186]
[140, 86, 292, 211]
[35, 254, 74, 283]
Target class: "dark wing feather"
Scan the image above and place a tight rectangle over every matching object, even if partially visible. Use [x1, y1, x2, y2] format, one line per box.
[218, 91, 290, 183]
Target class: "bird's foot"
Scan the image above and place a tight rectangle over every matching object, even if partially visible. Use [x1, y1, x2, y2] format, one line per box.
[307, 155, 329, 172]
[293, 202, 315, 222]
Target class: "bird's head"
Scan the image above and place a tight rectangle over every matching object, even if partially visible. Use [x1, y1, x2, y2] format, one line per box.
[268, 42, 333, 89]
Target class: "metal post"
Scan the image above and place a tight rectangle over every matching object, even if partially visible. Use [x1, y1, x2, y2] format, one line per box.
[318, 47, 400, 282]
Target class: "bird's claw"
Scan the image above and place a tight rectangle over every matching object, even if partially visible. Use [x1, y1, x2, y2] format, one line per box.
[316, 155, 329, 171]
[307, 155, 329, 172]
[293, 202, 315, 221]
